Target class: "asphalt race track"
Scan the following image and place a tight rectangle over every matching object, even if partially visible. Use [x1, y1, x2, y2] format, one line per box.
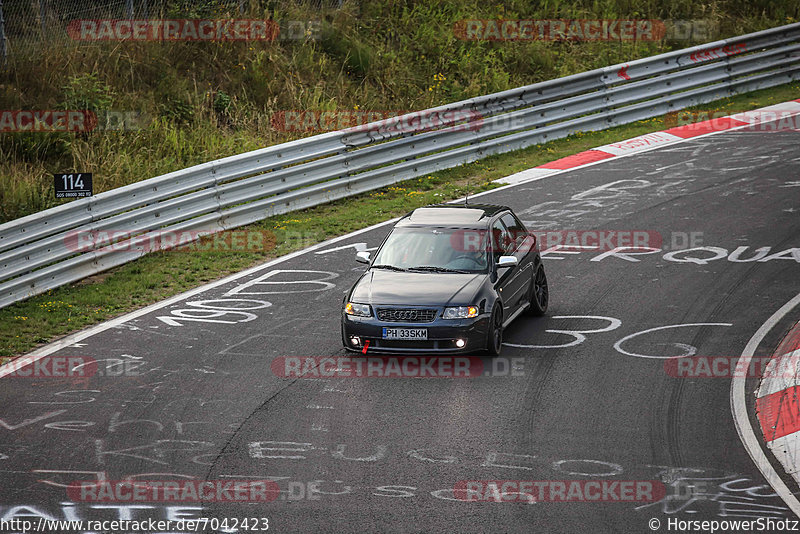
[1, 124, 799, 533]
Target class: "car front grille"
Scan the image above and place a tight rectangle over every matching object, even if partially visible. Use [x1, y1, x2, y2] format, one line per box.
[377, 339, 437, 349]
[376, 308, 438, 323]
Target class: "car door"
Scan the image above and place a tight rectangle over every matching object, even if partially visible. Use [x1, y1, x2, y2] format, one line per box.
[491, 217, 526, 320]
[499, 212, 532, 313]
[500, 212, 535, 306]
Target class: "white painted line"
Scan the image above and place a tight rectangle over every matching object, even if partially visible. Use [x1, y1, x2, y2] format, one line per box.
[495, 168, 558, 185]
[593, 132, 683, 156]
[731, 291, 800, 519]
[730, 102, 800, 123]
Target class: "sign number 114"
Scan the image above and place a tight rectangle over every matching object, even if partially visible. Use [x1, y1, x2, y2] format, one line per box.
[54, 172, 93, 198]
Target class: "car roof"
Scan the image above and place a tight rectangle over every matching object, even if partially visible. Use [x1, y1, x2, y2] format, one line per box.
[395, 203, 512, 228]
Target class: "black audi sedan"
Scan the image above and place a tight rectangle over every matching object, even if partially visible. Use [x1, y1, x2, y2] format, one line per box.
[341, 204, 548, 356]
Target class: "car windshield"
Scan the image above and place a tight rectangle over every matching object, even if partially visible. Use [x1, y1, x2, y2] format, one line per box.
[371, 227, 489, 273]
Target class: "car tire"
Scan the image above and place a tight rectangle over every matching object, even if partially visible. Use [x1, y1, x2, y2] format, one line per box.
[526, 265, 549, 316]
[486, 306, 503, 357]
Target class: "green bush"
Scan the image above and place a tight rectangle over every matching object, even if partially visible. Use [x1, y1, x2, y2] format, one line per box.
[61, 73, 114, 111]
[213, 90, 232, 114]
[160, 96, 195, 124]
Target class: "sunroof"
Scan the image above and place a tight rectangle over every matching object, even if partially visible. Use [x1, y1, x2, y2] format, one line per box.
[407, 207, 488, 224]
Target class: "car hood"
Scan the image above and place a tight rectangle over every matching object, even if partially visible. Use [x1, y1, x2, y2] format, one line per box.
[350, 269, 485, 306]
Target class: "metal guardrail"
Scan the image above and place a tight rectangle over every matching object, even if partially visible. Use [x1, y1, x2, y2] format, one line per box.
[1, 22, 799, 309]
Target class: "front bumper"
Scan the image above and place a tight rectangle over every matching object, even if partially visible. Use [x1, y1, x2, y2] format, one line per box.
[342, 309, 490, 354]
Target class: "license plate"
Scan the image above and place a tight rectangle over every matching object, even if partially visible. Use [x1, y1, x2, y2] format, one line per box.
[382, 328, 427, 340]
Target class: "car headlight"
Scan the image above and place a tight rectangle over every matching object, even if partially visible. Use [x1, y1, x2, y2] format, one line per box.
[345, 302, 372, 317]
[443, 306, 479, 319]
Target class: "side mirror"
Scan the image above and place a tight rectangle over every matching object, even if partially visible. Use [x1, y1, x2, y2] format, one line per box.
[355, 251, 371, 264]
[497, 255, 518, 268]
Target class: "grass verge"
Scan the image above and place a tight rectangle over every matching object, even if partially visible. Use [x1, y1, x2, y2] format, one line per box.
[0, 81, 798, 358]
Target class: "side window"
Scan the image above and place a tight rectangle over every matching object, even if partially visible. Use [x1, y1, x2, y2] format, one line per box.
[500, 212, 527, 251]
[491, 219, 512, 258]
